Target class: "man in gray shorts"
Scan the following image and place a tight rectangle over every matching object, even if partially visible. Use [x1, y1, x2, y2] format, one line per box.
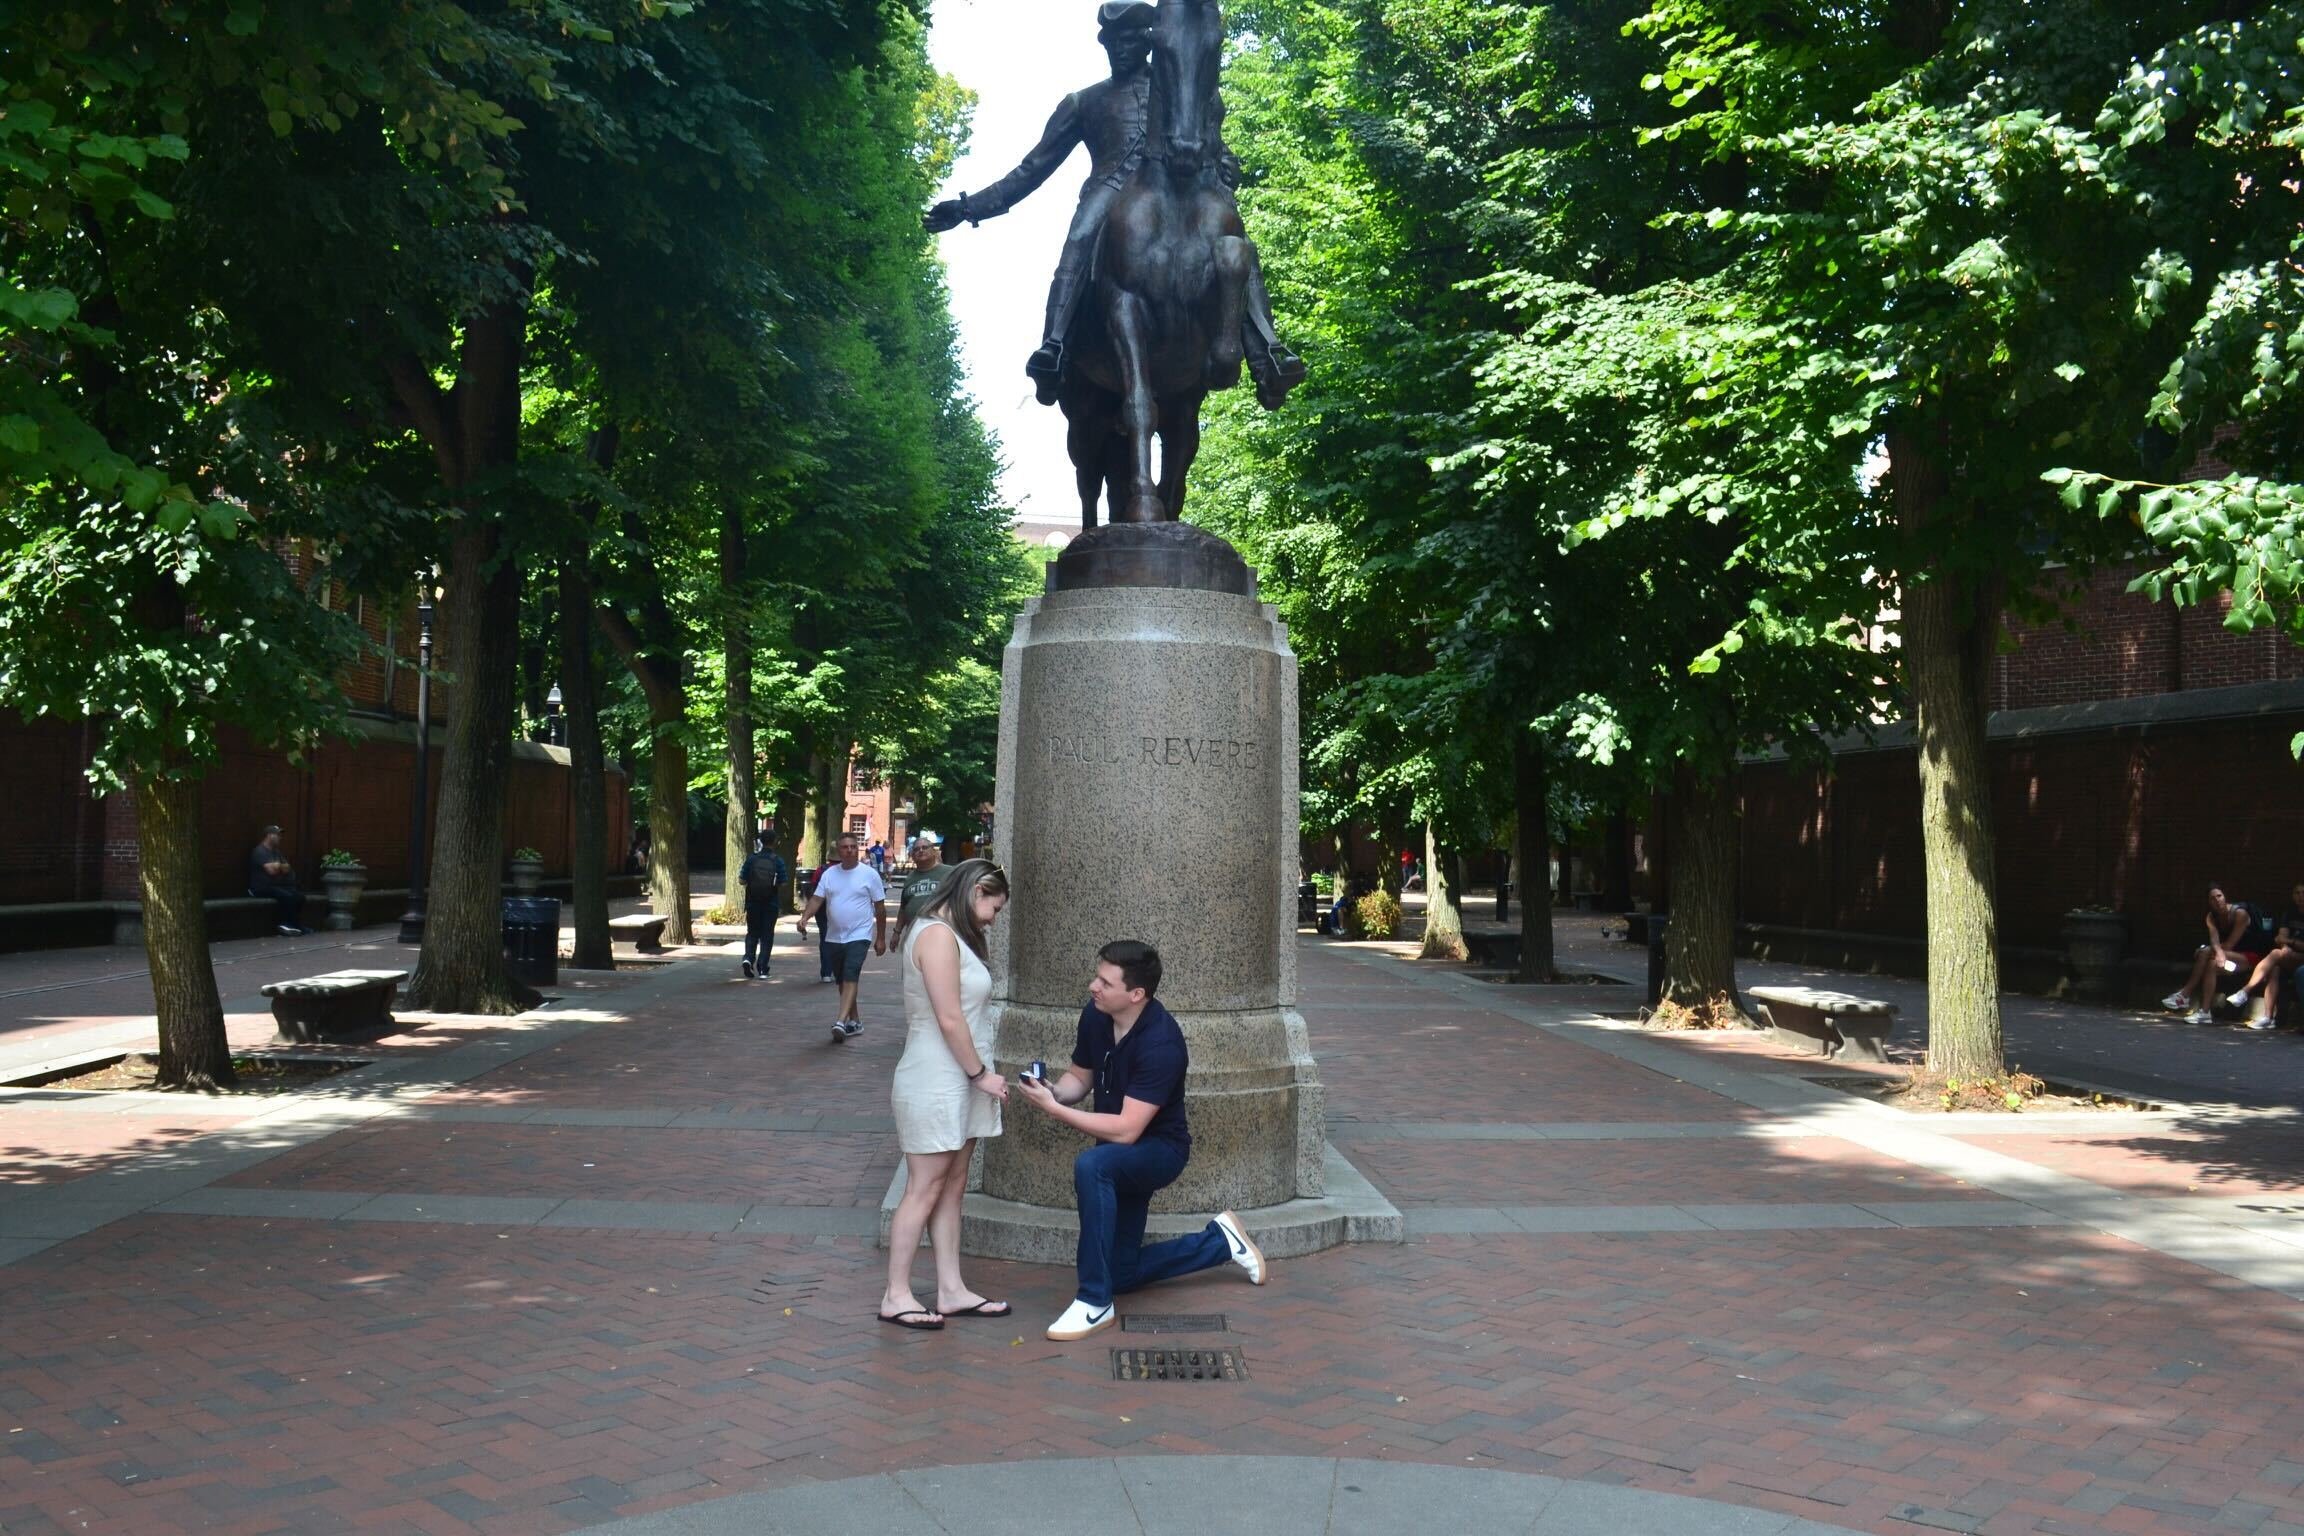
[795, 833, 886, 1039]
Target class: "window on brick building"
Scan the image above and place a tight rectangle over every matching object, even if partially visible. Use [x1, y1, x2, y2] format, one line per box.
[849, 814, 869, 837]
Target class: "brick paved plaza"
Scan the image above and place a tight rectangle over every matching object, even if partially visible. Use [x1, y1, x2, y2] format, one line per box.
[2, 913, 2302, 1535]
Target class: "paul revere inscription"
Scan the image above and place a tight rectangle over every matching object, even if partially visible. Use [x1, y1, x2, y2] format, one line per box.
[1045, 732, 1264, 771]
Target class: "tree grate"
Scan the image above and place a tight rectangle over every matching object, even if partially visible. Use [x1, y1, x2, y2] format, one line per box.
[1111, 1347, 1249, 1382]
[1121, 1314, 1227, 1334]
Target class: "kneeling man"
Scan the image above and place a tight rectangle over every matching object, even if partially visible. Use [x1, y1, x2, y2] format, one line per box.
[1017, 940, 1267, 1341]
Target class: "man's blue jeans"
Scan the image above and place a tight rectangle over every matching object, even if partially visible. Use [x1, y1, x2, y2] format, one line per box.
[1073, 1139, 1228, 1307]
[742, 904, 776, 970]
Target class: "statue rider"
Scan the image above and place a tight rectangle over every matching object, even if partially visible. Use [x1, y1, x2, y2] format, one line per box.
[923, 0, 1306, 411]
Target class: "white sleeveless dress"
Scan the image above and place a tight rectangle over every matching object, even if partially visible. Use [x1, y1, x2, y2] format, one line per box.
[892, 918, 1001, 1154]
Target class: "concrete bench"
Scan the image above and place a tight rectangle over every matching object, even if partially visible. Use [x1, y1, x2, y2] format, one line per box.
[609, 913, 667, 953]
[260, 969, 407, 1044]
[1748, 984, 1899, 1063]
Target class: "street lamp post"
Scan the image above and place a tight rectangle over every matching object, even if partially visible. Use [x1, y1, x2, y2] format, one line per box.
[545, 682, 564, 747]
[397, 581, 438, 945]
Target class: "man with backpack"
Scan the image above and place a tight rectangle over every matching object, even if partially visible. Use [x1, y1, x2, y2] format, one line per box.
[737, 836, 789, 980]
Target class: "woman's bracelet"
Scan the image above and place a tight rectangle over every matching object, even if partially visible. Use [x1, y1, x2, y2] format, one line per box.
[966, 1063, 987, 1080]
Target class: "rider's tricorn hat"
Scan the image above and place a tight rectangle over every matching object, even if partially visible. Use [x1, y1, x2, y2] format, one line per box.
[1096, 1, 1157, 41]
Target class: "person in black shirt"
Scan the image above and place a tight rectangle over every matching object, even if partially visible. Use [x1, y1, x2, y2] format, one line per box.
[735, 837, 787, 979]
[2163, 884, 2270, 1024]
[2225, 881, 2304, 1030]
[1017, 940, 1269, 1341]
[245, 825, 307, 936]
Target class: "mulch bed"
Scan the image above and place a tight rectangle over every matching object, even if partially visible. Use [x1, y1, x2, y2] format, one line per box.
[1809, 1072, 2153, 1114]
[1469, 971, 1628, 987]
[27, 1054, 368, 1095]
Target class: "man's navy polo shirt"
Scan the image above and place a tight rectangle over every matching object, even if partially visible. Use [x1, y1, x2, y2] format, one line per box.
[1071, 997, 1191, 1155]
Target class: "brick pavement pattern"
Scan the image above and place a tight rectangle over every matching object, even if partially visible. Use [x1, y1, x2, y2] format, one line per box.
[0, 920, 2301, 1535]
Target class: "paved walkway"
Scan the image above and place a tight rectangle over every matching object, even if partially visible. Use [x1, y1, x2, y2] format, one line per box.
[0, 909, 2299, 1534]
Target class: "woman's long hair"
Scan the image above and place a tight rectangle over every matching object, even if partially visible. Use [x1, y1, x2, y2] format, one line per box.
[900, 858, 1009, 960]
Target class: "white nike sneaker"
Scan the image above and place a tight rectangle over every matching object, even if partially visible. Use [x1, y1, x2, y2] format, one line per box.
[2227, 989, 2252, 1011]
[2161, 991, 2189, 1012]
[1212, 1209, 1267, 1285]
[1046, 1297, 1117, 1341]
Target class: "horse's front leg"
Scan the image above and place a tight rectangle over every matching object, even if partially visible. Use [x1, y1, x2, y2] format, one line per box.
[1104, 288, 1167, 522]
[1156, 394, 1202, 520]
[1062, 393, 1109, 529]
[1205, 234, 1251, 390]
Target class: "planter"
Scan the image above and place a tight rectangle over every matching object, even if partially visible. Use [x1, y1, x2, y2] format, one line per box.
[508, 859, 545, 898]
[2061, 910, 2127, 1001]
[319, 866, 369, 932]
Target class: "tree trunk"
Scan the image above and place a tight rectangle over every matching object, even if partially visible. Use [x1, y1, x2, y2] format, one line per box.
[597, 554, 693, 948]
[1417, 821, 1466, 962]
[817, 744, 849, 857]
[1661, 764, 1747, 1019]
[559, 562, 613, 971]
[648, 725, 695, 945]
[774, 781, 805, 907]
[408, 528, 539, 1014]
[1600, 810, 1633, 912]
[801, 750, 830, 867]
[1894, 421, 2006, 1080]
[396, 297, 536, 1016]
[718, 505, 756, 923]
[1513, 731, 1555, 982]
[1379, 813, 1408, 897]
[132, 769, 235, 1089]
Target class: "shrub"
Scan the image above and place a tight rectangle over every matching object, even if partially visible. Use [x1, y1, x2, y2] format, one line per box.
[320, 849, 362, 869]
[511, 847, 543, 863]
[1349, 888, 1402, 940]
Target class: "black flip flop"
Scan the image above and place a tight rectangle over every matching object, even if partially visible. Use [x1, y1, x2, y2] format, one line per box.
[878, 1309, 944, 1330]
[940, 1299, 1011, 1318]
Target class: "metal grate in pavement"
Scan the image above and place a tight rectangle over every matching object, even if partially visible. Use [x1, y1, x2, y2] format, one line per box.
[1121, 1314, 1227, 1334]
[1111, 1347, 1249, 1381]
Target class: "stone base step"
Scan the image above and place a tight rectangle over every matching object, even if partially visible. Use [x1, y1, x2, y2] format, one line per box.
[878, 1142, 1402, 1264]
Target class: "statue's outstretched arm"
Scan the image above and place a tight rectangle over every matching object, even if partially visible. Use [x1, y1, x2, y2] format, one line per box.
[924, 94, 1086, 232]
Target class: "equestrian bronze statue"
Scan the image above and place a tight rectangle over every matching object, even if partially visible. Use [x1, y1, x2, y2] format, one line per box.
[925, 0, 1304, 528]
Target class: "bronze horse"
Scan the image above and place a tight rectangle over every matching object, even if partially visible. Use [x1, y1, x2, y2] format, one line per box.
[1059, 0, 1255, 527]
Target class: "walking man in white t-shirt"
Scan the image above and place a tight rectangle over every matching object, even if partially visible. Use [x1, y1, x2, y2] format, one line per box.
[795, 833, 888, 1040]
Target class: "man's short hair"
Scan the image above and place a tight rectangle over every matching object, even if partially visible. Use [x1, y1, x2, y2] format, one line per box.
[1097, 939, 1162, 1000]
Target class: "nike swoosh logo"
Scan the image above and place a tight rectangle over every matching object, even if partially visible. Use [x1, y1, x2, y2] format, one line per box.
[1087, 1306, 1111, 1324]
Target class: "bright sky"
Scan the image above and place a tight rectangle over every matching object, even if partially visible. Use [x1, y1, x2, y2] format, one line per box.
[925, 0, 1113, 529]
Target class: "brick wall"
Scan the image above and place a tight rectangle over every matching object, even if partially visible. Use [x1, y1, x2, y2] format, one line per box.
[1739, 704, 2304, 962]
[0, 720, 110, 903]
[0, 718, 629, 904]
[1993, 564, 2304, 711]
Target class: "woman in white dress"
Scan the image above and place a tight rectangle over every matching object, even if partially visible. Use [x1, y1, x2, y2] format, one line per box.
[880, 859, 1012, 1329]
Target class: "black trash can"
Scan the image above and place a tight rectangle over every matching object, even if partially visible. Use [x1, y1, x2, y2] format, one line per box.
[502, 897, 561, 988]
[1494, 881, 1513, 923]
[1645, 915, 1672, 1008]
[1297, 879, 1319, 928]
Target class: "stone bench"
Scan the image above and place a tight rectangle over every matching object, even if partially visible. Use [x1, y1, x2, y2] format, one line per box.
[1748, 984, 1899, 1064]
[260, 969, 407, 1044]
[1463, 929, 1523, 968]
[609, 913, 667, 953]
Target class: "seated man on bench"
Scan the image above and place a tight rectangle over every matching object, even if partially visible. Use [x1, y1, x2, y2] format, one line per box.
[247, 824, 308, 936]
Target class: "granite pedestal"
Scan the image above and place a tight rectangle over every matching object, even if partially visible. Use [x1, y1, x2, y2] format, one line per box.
[877, 525, 1396, 1263]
